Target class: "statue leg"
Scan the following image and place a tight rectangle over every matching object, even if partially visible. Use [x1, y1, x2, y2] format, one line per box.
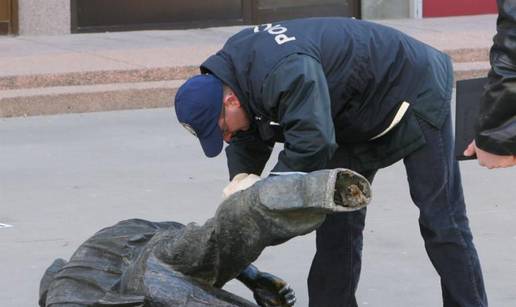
[153, 169, 371, 288]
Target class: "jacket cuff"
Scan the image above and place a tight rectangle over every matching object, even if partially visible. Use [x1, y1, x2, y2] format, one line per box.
[475, 118, 516, 155]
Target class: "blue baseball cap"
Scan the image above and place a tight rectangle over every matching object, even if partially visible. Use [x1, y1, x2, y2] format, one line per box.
[175, 74, 224, 157]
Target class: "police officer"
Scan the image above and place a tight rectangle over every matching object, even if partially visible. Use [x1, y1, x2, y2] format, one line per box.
[174, 17, 487, 307]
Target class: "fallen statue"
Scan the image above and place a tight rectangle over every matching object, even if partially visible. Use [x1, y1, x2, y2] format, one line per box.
[39, 168, 371, 307]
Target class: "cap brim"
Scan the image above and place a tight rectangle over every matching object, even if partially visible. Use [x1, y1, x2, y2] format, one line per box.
[199, 126, 224, 158]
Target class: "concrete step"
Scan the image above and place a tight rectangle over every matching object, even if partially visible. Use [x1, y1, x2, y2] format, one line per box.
[0, 64, 489, 119]
[453, 61, 491, 81]
[0, 80, 184, 117]
[0, 46, 487, 91]
[0, 52, 491, 118]
[446, 48, 489, 63]
[0, 66, 198, 91]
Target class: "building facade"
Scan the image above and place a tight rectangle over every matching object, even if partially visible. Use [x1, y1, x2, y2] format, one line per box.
[0, 0, 498, 36]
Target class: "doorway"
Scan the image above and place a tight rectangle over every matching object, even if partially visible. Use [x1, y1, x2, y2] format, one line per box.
[0, 0, 17, 35]
[71, 0, 360, 33]
[249, 0, 360, 24]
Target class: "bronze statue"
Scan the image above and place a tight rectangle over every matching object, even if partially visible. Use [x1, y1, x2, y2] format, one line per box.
[39, 168, 371, 307]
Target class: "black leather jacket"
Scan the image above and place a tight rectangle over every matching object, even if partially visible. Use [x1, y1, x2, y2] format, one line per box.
[477, 0, 516, 155]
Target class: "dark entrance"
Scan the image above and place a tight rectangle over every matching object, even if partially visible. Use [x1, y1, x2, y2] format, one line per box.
[250, 0, 360, 24]
[71, 0, 360, 33]
[0, 0, 17, 35]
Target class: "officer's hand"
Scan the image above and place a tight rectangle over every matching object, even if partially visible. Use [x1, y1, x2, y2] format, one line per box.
[223, 173, 261, 198]
[464, 141, 516, 169]
[252, 271, 296, 307]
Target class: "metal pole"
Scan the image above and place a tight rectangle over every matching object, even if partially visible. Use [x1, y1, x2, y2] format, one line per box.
[410, 0, 423, 18]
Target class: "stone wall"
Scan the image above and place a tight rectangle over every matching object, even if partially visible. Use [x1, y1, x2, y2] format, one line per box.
[18, 0, 70, 35]
[362, 0, 412, 19]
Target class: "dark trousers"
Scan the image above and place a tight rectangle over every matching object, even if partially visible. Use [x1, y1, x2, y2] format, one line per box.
[308, 112, 487, 307]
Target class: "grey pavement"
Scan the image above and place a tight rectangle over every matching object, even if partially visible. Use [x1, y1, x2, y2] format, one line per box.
[0, 26, 243, 76]
[1, 100, 516, 306]
[0, 14, 498, 117]
[0, 15, 496, 77]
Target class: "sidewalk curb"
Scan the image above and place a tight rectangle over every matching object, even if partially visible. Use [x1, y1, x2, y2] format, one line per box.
[0, 81, 183, 117]
[0, 66, 198, 91]
[0, 48, 490, 118]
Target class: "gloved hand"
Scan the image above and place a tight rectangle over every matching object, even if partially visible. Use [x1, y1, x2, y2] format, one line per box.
[251, 271, 296, 307]
[237, 265, 296, 307]
[223, 173, 261, 198]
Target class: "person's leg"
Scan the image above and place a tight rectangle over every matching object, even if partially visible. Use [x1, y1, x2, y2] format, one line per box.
[308, 151, 376, 307]
[308, 208, 366, 307]
[403, 113, 487, 307]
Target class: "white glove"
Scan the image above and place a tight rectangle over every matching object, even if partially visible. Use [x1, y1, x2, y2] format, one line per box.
[223, 173, 261, 199]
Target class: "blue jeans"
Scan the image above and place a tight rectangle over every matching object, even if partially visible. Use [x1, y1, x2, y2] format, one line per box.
[308, 112, 487, 307]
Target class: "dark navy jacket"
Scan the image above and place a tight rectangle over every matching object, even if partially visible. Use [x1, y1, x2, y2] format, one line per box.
[201, 17, 453, 178]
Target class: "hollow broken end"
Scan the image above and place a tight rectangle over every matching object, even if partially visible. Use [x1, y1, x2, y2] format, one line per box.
[333, 170, 371, 211]
[342, 183, 370, 208]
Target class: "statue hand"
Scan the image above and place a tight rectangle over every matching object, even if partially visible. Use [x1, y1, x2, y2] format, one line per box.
[252, 272, 296, 307]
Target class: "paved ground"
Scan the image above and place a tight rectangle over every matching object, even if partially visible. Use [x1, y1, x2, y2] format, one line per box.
[0, 15, 496, 78]
[1, 101, 515, 306]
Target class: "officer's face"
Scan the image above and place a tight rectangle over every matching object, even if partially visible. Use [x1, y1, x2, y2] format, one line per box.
[219, 91, 250, 142]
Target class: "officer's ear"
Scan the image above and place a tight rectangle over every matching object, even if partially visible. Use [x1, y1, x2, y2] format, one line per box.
[223, 87, 241, 108]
